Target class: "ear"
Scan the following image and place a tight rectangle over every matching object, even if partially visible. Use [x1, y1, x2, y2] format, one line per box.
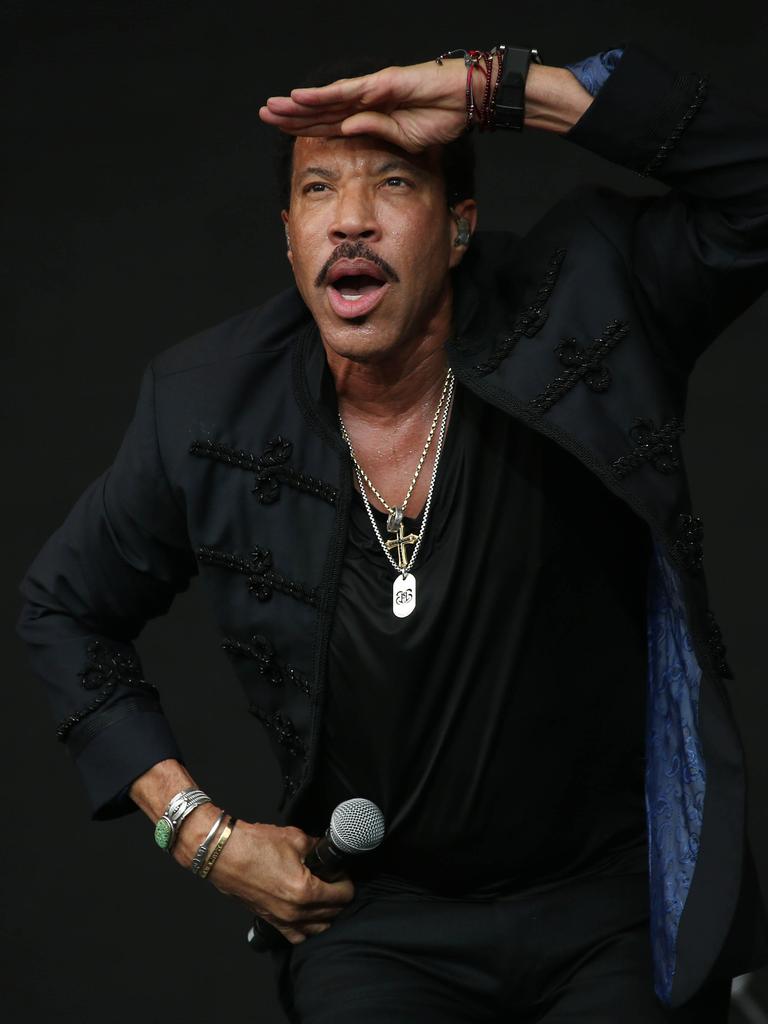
[448, 198, 478, 268]
[281, 209, 293, 266]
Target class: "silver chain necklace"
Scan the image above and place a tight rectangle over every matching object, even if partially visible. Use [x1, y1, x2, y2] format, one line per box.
[338, 368, 455, 618]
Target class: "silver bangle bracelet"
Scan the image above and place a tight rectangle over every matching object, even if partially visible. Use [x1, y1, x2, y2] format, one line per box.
[168, 793, 212, 854]
[154, 788, 212, 853]
[190, 810, 228, 875]
[167, 788, 208, 819]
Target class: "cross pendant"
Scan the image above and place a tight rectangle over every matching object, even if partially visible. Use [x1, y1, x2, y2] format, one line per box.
[385, 520, 420, 570]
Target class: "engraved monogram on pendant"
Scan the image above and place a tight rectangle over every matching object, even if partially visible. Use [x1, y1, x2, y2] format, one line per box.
[393, 573, 417, 618]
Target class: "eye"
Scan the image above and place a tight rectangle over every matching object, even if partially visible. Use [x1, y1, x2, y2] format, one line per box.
[303, 182, 330, 194]
[383, 176, 410, 189]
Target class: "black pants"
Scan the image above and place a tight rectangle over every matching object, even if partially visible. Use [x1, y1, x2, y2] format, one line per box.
[270, 869, 732, 1023]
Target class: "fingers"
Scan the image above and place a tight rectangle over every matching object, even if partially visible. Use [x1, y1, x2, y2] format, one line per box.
[258, 880, 355, 945]
[280, 921, 331, 944]
[276, 865, 356, 930]
[262, 96, 350, 120]
[259, 69, 393, 135]
[289, 74, 378, 108]
[280, 898, 349, 943]
[258, 106, 347, 138]
[259, 94, 368, 139]
[306, 871, 356, 907]
[281, 829, 356, 905]
[259, 73, 380, 125]
[259, 104, 413, 149]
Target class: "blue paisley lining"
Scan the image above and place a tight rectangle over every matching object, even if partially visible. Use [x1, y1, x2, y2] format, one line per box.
[645, 539, 706, 1003]
[564, 47, 625, 98]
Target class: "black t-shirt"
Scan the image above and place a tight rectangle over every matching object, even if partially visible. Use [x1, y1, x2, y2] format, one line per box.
[298, 382, 652, 898]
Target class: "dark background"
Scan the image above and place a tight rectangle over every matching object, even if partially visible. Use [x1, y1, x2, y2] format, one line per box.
[4, 1, 768, 1020]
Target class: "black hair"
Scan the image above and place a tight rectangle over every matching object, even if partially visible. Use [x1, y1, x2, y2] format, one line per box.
[273, 57, 475, 209]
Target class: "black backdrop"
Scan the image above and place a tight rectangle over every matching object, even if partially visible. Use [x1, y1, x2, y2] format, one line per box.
[4, 2, 768, 1020]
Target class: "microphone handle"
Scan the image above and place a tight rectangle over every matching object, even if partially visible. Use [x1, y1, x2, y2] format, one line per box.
[247, 834, 347, 953]
[305, 833, 348, 881]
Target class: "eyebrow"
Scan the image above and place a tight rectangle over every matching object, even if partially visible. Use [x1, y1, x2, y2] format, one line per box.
[373, 159, 422, 177]
[297, 165, 340, 182]
[297, 160, 423, 182]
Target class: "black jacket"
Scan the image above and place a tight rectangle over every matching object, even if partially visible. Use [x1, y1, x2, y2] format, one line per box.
[16, 43, 768, 1008]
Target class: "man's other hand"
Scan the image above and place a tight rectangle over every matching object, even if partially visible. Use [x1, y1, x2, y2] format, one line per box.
[184, 815, 356, 944]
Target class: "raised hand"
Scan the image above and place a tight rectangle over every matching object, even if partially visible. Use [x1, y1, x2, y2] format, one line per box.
[259, 58, 471, 153]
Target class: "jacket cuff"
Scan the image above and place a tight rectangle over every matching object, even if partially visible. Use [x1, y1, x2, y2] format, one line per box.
[564, 41, 708, 176]
[71, 709, 184, 820]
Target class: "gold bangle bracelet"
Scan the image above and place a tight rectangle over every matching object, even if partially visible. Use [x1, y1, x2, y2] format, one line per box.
[199, 817, 237, 880]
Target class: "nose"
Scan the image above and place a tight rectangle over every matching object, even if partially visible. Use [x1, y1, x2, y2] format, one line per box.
[328, 184, 381, 245]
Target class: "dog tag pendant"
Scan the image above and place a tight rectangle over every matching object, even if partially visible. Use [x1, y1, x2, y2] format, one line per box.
[393, 572, 416, 618]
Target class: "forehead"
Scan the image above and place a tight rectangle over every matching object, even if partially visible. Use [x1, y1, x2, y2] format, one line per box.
[291, 135, 443, 181]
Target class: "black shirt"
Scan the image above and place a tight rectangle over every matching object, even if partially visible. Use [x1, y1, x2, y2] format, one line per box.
[300, 382, 652, 897]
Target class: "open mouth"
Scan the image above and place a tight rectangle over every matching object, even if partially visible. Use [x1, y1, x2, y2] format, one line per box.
[324, 259, 392, 319]
[332, 274, 385, 300]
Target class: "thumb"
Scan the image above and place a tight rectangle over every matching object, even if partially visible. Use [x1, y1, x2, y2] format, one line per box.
[281, 825, 320, 860]
[298, 834, 322, 860]
[340, 111, 411, 149]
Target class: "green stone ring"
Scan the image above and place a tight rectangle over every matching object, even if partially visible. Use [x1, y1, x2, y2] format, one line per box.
[154, 816, 174, 850]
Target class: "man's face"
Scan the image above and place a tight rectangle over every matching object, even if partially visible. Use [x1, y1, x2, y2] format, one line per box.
[282, 135, 476, 364]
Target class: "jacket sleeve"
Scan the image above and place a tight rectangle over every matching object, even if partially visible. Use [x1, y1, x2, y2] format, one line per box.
[563, 41, 768, 373]
[16, 360, 198, 820]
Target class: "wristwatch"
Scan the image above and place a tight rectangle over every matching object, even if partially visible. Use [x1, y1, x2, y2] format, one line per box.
[494, 46, 543, 131]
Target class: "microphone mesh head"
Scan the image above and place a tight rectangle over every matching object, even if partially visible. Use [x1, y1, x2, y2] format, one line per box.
[328, 798, 386, 855]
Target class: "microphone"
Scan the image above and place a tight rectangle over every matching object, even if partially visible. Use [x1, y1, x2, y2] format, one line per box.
[247, 797, 386, 952]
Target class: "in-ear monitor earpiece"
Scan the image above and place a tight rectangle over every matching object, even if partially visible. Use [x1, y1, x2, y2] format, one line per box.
[453, 216, 471, 247]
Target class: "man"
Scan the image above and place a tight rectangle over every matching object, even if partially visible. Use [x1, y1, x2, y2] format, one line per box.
[16, 39, 768, 1023]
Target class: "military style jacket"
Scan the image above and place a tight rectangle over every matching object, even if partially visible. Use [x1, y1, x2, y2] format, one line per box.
[16, 43, 768, 1008]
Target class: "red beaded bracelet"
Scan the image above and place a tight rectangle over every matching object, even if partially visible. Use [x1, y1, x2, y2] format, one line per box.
[484, 45, 507, 131]
[435, 44, 525, 132]
[435, 48, 490, 132]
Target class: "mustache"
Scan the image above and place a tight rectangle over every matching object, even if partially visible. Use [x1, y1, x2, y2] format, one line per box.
[314, 241, 400, 288]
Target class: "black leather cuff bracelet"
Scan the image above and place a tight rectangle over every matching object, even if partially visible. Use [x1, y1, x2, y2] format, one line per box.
[493, 46, 543, 131]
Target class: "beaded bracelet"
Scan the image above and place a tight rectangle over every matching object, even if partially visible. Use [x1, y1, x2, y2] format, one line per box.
[484, 46, 507, 131]
[435, 44, 531, 133]
[435, 49, 489, 132]
[479, 49, 495, 129]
